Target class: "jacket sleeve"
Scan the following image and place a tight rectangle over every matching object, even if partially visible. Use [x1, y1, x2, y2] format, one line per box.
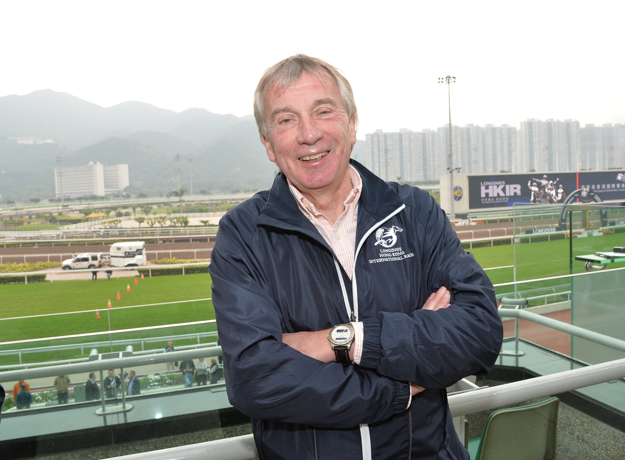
[210, 213, 410, 429]
[359, 192, 503, 389]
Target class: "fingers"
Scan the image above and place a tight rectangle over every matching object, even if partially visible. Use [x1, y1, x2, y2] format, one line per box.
[410, 382, 426, 396]
[422, 286, 451, 311]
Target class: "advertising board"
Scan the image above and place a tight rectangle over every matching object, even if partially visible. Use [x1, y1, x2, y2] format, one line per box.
[467, 171, 625, 210]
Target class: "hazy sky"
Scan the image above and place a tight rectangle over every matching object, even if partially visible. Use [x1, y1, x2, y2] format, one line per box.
[1, 0, 623, 139]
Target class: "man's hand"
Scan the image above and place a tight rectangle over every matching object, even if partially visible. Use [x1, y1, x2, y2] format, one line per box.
[410, 382, 426, 396]
[282, 329, 335, 363]
[422, 286, 451, 311]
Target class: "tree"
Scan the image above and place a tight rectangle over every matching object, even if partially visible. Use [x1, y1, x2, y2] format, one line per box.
[169, 188, 186, 214]
[200, 220, 210, 226]
[146, 217, 158, 228]
[29, 198, 41, 203]
[137, 193, 148, 198]
[157, 216, 169, 227]
[135, 217, 145, 227]
[142, 206, 152, 216]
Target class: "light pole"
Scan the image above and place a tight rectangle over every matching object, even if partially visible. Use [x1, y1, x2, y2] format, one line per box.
[56, 155, 63, 214]
[438, 76, 459, 220]
[188, 159, 193, 197]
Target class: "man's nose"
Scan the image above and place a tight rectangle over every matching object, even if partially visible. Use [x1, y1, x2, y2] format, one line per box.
[297, 116, 322, 145]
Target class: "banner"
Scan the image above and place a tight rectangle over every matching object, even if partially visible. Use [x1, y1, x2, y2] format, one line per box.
[467, 171, 625, 209]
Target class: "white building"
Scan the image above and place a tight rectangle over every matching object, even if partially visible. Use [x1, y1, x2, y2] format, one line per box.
[54, 162, 129, 198]
[518, 119, 580, 173]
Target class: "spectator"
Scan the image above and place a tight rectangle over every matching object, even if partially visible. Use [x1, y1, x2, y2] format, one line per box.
[195, 358, 208, 386]
[85, 372, 100, 401]
[54, 375, 71, 404]
[103, 370, 121, 399]
[13, 380, 30, 398]
[106, 269, 112, 280]
[127, 370, 141, 396]
[16, 383, 32, 409]
[0, 383, 4, 424]
[164, 340, 177, 371]
[209, 358, 222, 385]
[179, 359, 195, 388]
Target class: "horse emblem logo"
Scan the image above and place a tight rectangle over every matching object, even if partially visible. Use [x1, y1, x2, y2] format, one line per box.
[374, 226, 403, 248]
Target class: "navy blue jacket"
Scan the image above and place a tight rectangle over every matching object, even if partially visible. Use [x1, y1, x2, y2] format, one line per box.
[210, 161, 503, 460]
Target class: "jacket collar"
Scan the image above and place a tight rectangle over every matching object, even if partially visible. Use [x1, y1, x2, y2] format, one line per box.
[257, 160, 404, 239]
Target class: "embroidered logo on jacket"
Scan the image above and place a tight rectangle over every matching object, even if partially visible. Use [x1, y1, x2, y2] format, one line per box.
[374, 226, 402, 248]
[369, 225, 414, 264]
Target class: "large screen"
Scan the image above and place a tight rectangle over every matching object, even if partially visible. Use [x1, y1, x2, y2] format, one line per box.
[467, 171, 625, 209]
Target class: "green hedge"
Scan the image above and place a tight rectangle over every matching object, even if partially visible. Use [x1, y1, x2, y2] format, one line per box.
[0, 274, 47, 284]
[138, 265, 209, 277]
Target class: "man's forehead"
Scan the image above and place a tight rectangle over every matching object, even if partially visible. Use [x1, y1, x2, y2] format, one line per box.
[267, 72, 339, 103]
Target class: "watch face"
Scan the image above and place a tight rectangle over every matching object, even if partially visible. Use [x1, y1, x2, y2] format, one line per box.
[330, 325, 354, 345]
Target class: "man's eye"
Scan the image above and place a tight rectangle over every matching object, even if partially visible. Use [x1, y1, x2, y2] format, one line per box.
[280, 118, 292, 124]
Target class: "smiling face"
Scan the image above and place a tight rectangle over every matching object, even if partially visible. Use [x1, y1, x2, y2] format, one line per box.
[261, 72, 357, 203]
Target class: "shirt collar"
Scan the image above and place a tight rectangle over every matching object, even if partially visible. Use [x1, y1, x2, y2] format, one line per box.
[288, 165, 362, 220]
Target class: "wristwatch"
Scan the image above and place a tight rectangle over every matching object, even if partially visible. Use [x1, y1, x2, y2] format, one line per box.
[327, 323, 355, 366]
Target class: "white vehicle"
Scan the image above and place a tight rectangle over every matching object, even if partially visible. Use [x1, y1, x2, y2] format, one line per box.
[110, 241, 146, 267]
[62, 253, 104, 270]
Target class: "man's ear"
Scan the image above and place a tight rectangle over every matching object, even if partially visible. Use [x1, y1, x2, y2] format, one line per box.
[261, 134, 276, 163]
[349, 114, 357, 147]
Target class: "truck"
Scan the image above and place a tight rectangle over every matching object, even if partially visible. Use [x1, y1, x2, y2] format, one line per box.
[110, 241, 146, 267]
[61, 253, 104, 270]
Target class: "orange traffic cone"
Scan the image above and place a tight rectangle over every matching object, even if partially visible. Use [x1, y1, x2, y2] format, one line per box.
[107, 299, 112, 309]
[95, 309, 101, 319]
[127, 283, 131, 292]
[134, 277, 138, 286]
[117, 291, 121, 300]
[141, 273, 144, 280]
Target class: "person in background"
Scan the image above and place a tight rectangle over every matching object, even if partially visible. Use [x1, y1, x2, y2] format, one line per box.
[164, 340, 177, 371]
[103, 370, 121, 399]
[127, 370, 141, 396]
[54, 375, 70, 404]
[85, 372, 100, 401]
[195, 357, 208, 386]
[208, 358, 222, 385]
[16, 383, 32, 409]
[0, 383, 5, 423]
[13, 380, 30, 398]
[179, 359, 195, 388]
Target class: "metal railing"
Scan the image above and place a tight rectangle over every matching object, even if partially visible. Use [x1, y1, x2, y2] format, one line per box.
[105, 356, 625, 460]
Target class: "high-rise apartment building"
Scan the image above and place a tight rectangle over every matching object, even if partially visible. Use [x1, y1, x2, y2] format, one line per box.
[580, 124, 625, 170]
[518, 119, 580, 173]
[366, 125, 516, 182]
[54, 162, 129, 198]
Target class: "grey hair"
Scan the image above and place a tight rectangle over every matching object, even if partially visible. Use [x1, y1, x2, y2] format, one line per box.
[253, 54, 359, 137]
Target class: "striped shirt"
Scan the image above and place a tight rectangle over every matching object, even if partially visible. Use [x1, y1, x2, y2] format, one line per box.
[288, 165, 362, 279]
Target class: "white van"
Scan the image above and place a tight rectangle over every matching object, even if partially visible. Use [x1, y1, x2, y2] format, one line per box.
[62, 253, 104, 270]
[110, 241, 146, 267]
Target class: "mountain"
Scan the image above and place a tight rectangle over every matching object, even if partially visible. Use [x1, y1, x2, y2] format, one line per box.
[0, 90, 367, 201]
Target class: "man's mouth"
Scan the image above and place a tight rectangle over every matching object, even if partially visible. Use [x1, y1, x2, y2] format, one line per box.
[300, 151, 329, 161]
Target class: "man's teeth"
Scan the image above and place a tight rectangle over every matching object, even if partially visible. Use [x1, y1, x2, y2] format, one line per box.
[300, 151, 328, 161]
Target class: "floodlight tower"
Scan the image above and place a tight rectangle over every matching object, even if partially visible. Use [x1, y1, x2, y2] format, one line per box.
[174, 153, 181, 192]
[438, 75, 459, 220]
[56, 155, 63, 214]
[188, 159, 193, 197]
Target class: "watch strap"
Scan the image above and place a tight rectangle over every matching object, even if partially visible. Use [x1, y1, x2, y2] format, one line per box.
[334, 347, 350, 366]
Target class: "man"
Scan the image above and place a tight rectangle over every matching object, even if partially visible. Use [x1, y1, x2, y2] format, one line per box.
[164, 340, 177, 371]
[54, 375, 70, 404]
[179, 359, 195, 388]
[15, 383, 32, 409]
[209, 55, 503, 459]
[103, 370, 121, 399]
[127, 370, 141, 396]
[13, 380, 30, 398]
[86, 372, 100, 401]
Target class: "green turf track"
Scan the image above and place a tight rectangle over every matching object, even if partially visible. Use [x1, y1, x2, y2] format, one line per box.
[0, 274, 215, 364]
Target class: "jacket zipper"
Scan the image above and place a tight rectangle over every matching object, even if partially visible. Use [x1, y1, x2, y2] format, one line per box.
[332, 204, 406, 460]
